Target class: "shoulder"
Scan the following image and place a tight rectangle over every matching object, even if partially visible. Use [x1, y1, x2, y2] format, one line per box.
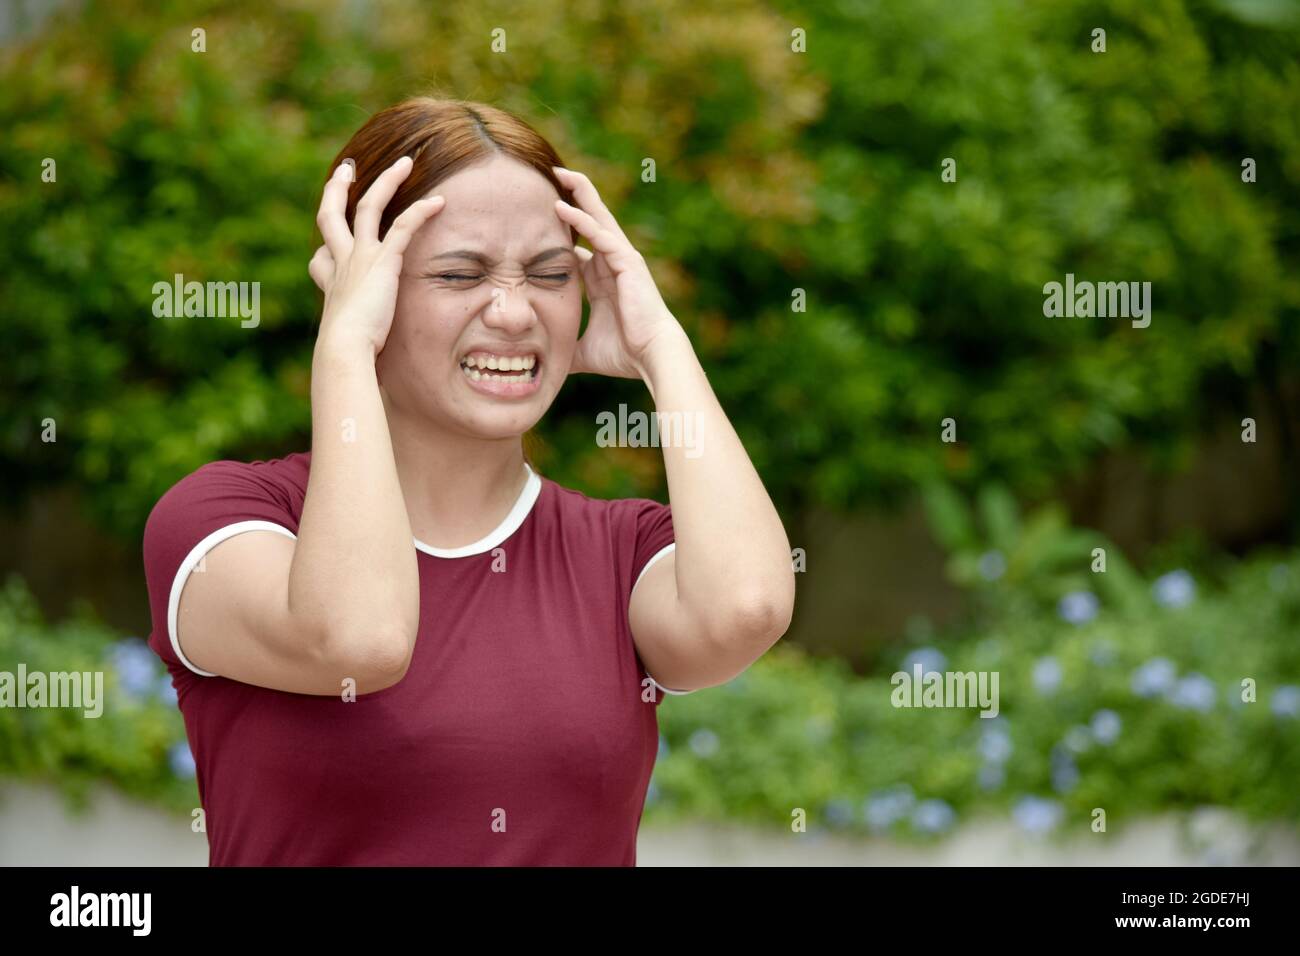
[143, 450, 310, 563]
[533, 475, 673, 571]
[149, 451, 310, 517]
[536, 474, 670, 527]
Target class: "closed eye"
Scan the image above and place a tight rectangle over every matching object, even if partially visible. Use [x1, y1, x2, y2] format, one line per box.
[429, 272, 570, 283]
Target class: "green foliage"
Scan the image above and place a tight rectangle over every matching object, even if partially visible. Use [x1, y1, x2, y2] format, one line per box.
[2, 544, 1297, 836]
[649, 547, 1300, 837]
[0, 576, 198, 817]
[921, 480, 1148, 615]
[1, 0, 1297, 538]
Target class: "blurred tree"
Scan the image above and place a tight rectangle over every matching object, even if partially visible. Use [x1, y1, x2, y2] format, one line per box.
[0, 0, 1296, 542]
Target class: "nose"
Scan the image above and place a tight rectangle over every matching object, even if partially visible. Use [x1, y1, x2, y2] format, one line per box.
[480, 280, 538, 336]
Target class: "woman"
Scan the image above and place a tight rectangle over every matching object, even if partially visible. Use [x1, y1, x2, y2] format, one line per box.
[142, 97, 795, 866]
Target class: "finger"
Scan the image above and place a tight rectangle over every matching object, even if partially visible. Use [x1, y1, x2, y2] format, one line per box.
[555, 199, 640, 270]
[552, 167, 630, 242]
[317, 161, 355, 260]
[381, 195, 446, 259]
[573, 241, 614, 290]
[308, 243, 334, 292]
[354, 155, 414, 246]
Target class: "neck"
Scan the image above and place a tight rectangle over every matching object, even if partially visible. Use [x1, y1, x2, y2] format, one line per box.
[382, 395, 530, 551]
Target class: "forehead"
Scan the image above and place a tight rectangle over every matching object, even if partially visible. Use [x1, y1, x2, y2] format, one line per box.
[420, 155, 564, 248]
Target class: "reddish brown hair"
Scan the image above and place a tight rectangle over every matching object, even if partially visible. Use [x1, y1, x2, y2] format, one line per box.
[322, 96, 578, 244]
[320, 96, 577, 471]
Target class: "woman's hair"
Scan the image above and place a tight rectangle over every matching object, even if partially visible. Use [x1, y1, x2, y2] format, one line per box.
[322, 96, 574, 471]
[323, 96, 578, 244]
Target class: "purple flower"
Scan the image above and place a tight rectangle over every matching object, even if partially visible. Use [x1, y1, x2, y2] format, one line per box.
[979, 724, 1013, 764]
[1090, 709, 1122, 745]
[978, 550, 1006, 582]
[1168, 673, 1216, 712]
[1063, 725, 1092, 754]
[1052, 764, 1080, 794]
[1152, 569, 1195, 609]
[1033, 656, 1063, 695]
[1272, 686, 1300, 719]
[912, 799, 956, 834]
[168, 742, 196, 779]
[156, 675, 178, 706]
[977, 763, 1005, 791]
[1058, 591, 1099, 626]
[902, 647, 947, 676]
[1013, 796, 1064, 835]
[824, 798, 855, 829]
[108, 638, 157, 697]
[687, 728, 719, 758]
[1051, 748, 1080, 794]
[863, 785, 915, 831]
[1089, 640, 1117, 667]
[1131, 657, 1177, 698]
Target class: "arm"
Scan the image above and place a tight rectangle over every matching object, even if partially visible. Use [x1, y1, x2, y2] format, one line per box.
[172, 156, 446, 695]
[172, 346, 415, 694]
[627, 324, 796, 691]
[551, 166, 795, 692]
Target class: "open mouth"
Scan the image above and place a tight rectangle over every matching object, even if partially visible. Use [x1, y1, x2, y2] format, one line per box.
[459, 351, 540, 388]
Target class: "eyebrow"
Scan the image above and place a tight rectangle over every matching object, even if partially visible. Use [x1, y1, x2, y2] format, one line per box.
[428, 247, 576, 267]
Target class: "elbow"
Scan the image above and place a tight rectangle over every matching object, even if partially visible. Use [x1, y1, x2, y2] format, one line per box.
[326, 622, 416, 692]
[714, 581, 795, 649]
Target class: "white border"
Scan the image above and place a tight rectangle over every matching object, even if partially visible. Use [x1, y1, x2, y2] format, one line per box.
[632, 542, 676, 593]
[629, 542, 694, 696]
[167, 519, 298, 677]
[412, 464, 542, 558]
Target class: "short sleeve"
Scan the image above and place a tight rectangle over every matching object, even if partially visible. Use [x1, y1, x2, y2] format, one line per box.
[624, 498, 694, 700]
[142, 459, 300, 679]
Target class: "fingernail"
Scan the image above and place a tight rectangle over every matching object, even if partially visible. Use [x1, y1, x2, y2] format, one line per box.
[336, 159, 355, 182]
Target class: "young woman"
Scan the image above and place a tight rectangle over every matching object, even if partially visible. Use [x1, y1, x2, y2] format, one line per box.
[142, 97, 795, 866]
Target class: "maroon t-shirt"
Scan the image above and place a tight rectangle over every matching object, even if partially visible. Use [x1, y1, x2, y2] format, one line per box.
[141, 451, 689, 866]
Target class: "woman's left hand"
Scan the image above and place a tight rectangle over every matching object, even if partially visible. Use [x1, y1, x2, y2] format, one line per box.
[552, 166, 685, 380]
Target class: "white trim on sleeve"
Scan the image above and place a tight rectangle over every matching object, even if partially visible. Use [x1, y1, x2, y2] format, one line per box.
[629, 542, 694, 696]
[166, 519, 298, 677]
[649, 674, 695, 697]
[632, 542, 676, 594]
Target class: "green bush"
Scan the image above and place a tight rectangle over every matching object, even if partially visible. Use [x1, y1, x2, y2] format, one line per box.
[649, 545, 1300, 837]
[2, 0, 1298, 539]
[3, 539, 1297, 837]
[0, 576, 198, 817]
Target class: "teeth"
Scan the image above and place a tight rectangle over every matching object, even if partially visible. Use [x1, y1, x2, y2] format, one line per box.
[461, 353, 539, 371]
[461, 363, 535, 383]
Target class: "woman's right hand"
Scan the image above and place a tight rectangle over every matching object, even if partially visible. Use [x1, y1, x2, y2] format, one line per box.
[308, 155, 446, 358]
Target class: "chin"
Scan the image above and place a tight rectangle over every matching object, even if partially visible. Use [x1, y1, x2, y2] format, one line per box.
[449, 396, 551, 441]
